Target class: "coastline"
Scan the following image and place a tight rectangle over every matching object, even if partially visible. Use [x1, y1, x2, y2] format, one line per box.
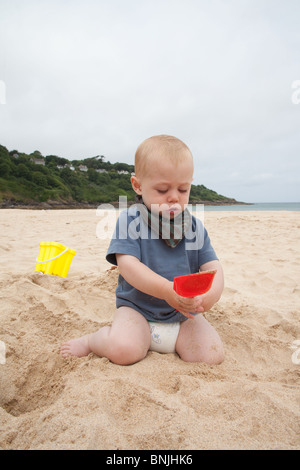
[0, 199, 251, 210]
[0, 200, 252, 210]
[2, 200, 299, 212]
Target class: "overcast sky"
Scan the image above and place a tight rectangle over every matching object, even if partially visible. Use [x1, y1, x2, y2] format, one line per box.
[0, 0, 299, 202]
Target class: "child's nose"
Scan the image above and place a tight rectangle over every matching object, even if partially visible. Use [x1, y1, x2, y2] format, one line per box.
[167, 190, 179, 202]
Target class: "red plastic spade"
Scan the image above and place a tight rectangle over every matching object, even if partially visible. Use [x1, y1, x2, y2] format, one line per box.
[173, 270, 217, 297]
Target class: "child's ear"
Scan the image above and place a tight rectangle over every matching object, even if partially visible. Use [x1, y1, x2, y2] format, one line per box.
[131, 175, 142, 195]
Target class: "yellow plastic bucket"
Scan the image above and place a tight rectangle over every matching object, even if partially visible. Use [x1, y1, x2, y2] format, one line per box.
[35, 242, 76, 278]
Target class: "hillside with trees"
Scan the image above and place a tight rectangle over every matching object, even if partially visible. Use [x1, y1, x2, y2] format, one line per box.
[0, 144, 239, 207]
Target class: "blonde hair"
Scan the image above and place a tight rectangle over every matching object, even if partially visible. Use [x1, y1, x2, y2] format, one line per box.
[134, 135, 193, 178]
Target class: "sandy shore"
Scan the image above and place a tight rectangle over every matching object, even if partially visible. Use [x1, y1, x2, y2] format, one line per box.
[0, 208, 299, 450]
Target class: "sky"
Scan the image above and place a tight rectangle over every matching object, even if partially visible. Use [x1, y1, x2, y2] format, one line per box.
[0, 0, 299, 203]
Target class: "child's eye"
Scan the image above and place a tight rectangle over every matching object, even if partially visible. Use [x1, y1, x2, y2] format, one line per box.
[157, 189, 168, 194]
[179, 189, 188, 193]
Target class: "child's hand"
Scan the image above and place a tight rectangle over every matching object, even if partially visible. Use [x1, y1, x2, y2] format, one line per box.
[174, 293, 205, 319]
[163, 281, 204, 319]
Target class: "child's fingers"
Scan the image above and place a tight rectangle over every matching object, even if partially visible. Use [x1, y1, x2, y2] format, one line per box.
[177, 295, 203, 312]
[177, 294, 195, 307]
[174, 293, 204, 318]
[179, 310, 195, 319]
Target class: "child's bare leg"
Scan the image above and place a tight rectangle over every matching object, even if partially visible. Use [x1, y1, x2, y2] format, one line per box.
[175, 313, 224, 364]
[60, 328, 113, 359]
[60, 306, 151, 365]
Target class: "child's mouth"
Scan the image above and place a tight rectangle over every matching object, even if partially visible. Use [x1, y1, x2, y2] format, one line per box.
[155, 204, 182, 218]
[166, 206, 181, 217]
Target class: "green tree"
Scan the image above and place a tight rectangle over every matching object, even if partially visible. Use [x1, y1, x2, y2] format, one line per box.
[0, 161, 11, 177]
[87, 168, 98, 183]
[16, 163, 31, 180]
[0, 145, 10, 160]
[60, 167, 73, 183]
[32, 171, 47, 187]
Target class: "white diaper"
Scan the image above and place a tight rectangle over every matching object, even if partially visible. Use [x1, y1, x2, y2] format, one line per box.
[149, 321, 180, 354]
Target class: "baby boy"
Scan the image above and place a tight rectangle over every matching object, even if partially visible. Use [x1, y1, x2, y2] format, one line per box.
[61, 135, 224, 365]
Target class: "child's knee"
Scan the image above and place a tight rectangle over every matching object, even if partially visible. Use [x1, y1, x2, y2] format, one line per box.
[202, 341, 225, 365]
[109, 338, 148, 365]
[179, 340, 225, 365]
[204, 345, 225, 365]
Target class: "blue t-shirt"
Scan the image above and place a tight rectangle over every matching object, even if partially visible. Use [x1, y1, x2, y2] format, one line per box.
[106, 206, 218, 322]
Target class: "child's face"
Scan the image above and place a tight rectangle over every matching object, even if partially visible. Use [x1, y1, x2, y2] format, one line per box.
[131, 156, 193, 218]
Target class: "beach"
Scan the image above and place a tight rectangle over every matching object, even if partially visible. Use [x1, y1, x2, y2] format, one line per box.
[0, 208, 299, 450]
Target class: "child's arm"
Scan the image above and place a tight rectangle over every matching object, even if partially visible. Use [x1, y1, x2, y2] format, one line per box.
[116, 253, 203, 319]
[197, 260, 224, 312]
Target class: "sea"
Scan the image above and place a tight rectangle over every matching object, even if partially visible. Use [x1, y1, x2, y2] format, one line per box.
[203, 202, 300, 212]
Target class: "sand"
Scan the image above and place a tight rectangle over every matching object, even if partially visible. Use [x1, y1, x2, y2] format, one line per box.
[0, 208, 299, 450]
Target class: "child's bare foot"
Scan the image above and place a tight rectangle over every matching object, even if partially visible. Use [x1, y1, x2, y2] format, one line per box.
[60, 334, 91, 358]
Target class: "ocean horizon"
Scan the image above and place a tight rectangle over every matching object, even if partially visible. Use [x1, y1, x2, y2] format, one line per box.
[203, 202, 300, 212]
